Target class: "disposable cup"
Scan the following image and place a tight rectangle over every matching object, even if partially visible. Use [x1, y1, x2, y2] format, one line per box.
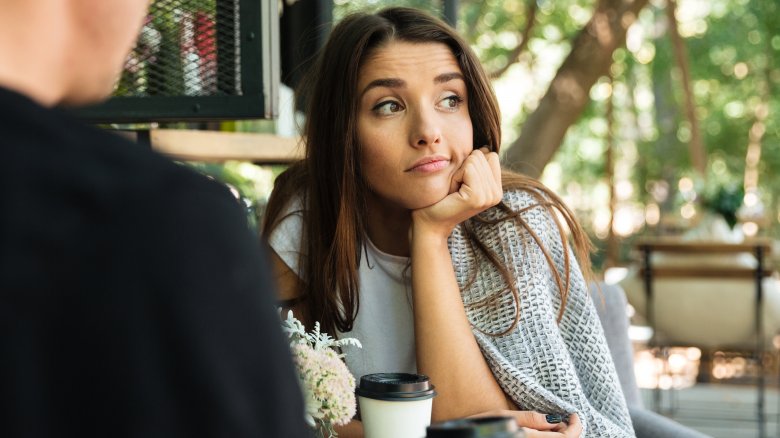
[356, 373, 437, 438]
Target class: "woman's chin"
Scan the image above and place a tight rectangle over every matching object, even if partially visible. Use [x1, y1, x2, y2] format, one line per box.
[372, 181, 452, 211]
[407, 189, 451, 210]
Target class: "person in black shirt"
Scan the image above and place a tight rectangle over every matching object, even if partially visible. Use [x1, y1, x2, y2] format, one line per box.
[0, 1, 306, 437]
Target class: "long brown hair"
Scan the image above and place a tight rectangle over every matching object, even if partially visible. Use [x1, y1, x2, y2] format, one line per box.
[262, 7, 593, 336]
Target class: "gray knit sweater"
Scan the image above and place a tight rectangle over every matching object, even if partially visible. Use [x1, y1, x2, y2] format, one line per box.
[449, 189, 635, 437]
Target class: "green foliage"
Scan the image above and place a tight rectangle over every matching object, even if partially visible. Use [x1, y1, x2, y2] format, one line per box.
[461, 0, 591, 69]
[185, 162, 278, 232]
[333, 0, 439, 20]
[561, 0, 780, 251]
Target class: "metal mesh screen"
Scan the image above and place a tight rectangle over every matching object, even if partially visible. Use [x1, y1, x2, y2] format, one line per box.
[115, 0, 241, 98]
[74, 0, 273, 122]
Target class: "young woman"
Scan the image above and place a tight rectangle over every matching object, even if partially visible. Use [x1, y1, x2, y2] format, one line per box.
[264, 7, 633, 438]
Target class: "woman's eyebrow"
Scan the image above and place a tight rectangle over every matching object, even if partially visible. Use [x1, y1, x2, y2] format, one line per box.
[361, 72, 464, 97]
[434, 72, 464, 84]
[361, 78, 405, 97]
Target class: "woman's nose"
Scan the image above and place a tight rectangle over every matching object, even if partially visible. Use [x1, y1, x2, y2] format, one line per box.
[409, 107, 442, 148]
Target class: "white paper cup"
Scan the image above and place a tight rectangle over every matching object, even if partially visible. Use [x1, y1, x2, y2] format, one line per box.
[357, 373, 437, 438]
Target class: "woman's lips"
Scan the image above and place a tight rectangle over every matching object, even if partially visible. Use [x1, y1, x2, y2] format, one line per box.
[407, 157, 450, 173]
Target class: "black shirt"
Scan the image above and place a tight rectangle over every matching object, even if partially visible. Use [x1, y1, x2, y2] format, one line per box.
[0, 86, 308, 437]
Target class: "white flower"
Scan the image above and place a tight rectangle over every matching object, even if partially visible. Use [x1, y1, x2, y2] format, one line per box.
[280, 310, 362, 437]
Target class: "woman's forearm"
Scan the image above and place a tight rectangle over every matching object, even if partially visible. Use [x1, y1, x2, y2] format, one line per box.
[410, 228, 513, 421]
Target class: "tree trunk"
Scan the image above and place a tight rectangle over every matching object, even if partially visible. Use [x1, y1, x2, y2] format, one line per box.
[605, 74, 619, 269]
[743, 0, 774, 200]
[666, 0, 707, 177]
[503, 0, 649, 178]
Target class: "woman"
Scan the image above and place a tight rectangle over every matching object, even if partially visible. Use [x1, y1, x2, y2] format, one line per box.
[264, 7, 633, 438]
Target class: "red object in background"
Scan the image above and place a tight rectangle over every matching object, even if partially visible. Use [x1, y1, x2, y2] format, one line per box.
[196, 11, 217, 92]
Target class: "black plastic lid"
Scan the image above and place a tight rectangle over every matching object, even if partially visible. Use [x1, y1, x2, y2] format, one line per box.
[426, 416, 521, 438]
[356, 373, 437, 401]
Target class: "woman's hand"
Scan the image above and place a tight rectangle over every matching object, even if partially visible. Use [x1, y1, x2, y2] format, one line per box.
[411, 147, 502, 239]
[469, 411, 583, 438]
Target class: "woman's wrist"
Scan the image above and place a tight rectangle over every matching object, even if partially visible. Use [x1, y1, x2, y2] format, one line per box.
[410, 218, 452, 249]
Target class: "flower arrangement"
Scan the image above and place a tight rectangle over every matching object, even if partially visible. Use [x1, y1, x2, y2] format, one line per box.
[281, 311, 362, 437]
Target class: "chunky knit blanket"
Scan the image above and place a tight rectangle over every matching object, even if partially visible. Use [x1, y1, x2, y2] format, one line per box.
[449, 189, 635, 437]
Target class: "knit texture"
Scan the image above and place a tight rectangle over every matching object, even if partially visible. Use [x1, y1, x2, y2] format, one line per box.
[449, 189, 635, 437]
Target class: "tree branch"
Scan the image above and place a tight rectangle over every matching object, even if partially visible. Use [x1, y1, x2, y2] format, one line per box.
[503, 0, 650, 178]
[462, 0, 488, 44]
[488, 0, 538, 79]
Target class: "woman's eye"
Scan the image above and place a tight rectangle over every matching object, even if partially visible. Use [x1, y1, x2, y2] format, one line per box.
[373, 100, 403, 116]
[441, 94, 463, 110]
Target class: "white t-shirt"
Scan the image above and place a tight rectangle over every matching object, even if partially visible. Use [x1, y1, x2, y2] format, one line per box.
[267, 198, 417, 381]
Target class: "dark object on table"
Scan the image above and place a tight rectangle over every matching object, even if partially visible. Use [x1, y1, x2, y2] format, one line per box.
[427, 416, 525, 437]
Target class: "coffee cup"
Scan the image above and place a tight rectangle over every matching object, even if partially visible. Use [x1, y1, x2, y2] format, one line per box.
[356, 372, 437, 438]
[426, 416, 525, 437]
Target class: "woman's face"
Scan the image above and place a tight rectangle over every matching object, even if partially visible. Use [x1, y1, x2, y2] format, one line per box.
[357, 41, 474, 211]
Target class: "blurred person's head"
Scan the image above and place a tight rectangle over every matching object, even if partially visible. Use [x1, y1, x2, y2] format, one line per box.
[0, 0, 148, 106]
